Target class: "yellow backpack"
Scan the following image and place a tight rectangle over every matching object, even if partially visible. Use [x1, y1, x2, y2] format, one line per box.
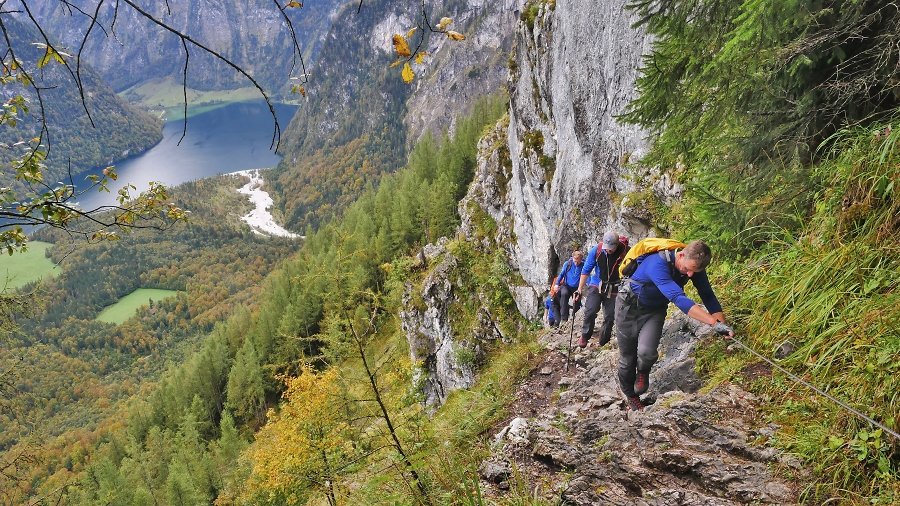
[618, 238, 686, 277]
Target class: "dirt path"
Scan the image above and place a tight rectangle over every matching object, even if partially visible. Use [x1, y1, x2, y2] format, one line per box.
[479, 310, 803, 505]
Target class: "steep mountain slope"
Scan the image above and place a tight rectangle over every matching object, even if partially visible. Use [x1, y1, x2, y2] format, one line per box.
[402, 1, 900, 503]
[22, 0, 344, 93]
[272, 0, 518, 230]
[0, 15, 163, 184]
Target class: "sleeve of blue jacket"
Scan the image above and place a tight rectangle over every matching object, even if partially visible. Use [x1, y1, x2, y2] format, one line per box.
[580, 245, 600, 287]
[691, 271, 723, 315]
[640, 255, 723, 315]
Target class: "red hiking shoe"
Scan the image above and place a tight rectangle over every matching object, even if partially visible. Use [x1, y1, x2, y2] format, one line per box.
[626, 396, 644, 411]
[634, 371, 650, 395]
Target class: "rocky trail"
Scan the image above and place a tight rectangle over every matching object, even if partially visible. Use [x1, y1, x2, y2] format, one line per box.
[478, 310, 807, 505]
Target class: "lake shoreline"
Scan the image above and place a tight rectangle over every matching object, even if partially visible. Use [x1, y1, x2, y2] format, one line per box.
[70, 101, 298, 211]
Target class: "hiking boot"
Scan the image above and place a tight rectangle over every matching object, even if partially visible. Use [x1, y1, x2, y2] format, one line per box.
[626, 396, 644, 411]
[578, 335, 588, 348]
[634, 371, 650, 395]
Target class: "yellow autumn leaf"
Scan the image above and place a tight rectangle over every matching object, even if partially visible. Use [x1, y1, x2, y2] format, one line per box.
[298, 86, 306, 97]
[392, 34, 411, 57]
[286, 0, 302, 7]
[390, 60, 402, 67]
[415, 52, 428, 64]
[406, 27, 417, 39]
[440, 17, 452, 27]
[402, 62, 415, 84]
[446, 30, 466, 41]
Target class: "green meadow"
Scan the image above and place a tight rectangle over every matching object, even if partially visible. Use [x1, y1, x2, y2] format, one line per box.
[0, 241, 61, 289]
[96, 288, 179, 325]
[118, 77, 264, 120]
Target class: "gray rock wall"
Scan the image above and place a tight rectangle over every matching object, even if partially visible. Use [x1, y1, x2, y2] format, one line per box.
[503, 0, 656, 289]
[456, 0, 688, 309]
[406, 0, 679, 407]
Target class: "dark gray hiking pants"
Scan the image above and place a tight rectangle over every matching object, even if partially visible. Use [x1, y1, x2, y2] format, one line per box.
[552, 283, 580, 323]
[579, 285, 616, 345]
[615, 295, 667, 398]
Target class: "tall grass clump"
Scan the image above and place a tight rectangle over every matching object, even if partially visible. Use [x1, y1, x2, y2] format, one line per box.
[720, 123, 900, 504]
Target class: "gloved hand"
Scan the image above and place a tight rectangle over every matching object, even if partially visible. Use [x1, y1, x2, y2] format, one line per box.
[712, 321, 734, 336]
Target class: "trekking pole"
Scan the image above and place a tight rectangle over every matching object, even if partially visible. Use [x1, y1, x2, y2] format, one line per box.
[565, 301, 579, 372]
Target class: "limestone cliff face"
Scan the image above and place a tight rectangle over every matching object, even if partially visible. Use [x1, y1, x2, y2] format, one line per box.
[496, 0, 664, 292]
[406, 0, 680, 406]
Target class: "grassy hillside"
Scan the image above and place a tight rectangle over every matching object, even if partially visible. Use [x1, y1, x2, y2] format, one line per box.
[696, 125, 900, 503]
[620, 1, 900, 501]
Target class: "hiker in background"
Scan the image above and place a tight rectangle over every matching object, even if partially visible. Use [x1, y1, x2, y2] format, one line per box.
[615, 239, 734, 411]
[543, 291, 555, 328]
[550, 250, 584, 330]
[574, 231, 628, 348]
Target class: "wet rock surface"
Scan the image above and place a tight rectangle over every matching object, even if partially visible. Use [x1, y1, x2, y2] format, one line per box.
[481, 311, 802, 505]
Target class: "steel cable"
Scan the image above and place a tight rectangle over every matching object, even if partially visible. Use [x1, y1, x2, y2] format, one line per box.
[726, 334, 900, 440]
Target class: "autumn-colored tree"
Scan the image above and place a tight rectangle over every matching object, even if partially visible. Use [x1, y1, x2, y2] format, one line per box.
[230, 366, 355, 506]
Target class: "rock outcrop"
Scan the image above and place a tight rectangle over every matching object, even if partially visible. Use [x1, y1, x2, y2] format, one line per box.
[399, 239, 507, 407]
[400, 241, 475, 407]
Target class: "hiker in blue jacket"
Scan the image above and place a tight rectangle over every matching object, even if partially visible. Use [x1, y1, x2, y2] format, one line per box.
[543, 291, 555, 328]
[573, 231, 628, 348]
[615, 240, 734, 411]
[550, 250, 584, 329]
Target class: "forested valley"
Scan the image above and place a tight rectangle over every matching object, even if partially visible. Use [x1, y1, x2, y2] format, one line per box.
[1, 173, 298, 503]
[1, 95, 508, 505]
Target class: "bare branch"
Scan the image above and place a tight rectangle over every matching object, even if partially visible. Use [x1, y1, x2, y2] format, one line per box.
[271, 0, 307, 84]
[180, 36, 188, 145]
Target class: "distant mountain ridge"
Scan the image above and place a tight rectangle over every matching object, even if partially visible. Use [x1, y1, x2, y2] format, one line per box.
[20, 0, 343, 93]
